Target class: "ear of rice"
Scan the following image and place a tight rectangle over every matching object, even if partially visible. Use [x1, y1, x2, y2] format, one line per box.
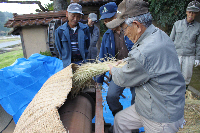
[71, 59, 126, 97]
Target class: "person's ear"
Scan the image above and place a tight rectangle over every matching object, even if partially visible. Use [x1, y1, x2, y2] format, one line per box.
[66, 11, 68, 18]
[135, 21, 140, 28]
[133, 21, 142, 33]
[137, 24, 142, 33]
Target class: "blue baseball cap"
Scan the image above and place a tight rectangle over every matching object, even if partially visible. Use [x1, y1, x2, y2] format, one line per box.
[67, 3, 84, 15]
[99, 2, 118, 20]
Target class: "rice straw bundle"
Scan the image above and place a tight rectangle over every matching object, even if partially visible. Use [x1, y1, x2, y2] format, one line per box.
[14, 64, 73, 133]
[72, 60, 126, 96]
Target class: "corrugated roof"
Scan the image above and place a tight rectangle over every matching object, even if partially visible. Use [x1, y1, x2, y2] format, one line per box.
[72, 0, 117, 5]
[4, 0, 118, 29]
[4, 10, 68, 28]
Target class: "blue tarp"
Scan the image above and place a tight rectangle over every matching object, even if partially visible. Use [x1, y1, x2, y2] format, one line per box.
[0, 54, 144, 132]
[92, 72, 145, 132]
[0, 53, 63, 123]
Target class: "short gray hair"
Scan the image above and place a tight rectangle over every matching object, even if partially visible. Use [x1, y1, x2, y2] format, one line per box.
[125, 12, 152, 28]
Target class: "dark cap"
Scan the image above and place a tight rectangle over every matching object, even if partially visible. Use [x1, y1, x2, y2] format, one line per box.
[99, 2, 118, 20]
[67, 3, 84, 15]
[187, 1, 200, 12]
[106, 0, 149, 29]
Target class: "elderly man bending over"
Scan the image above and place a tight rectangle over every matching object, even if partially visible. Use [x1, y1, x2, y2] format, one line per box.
[106, 0, 186, 133]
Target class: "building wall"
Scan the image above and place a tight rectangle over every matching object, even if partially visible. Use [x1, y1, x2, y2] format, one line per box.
[22, 26, 49, 58]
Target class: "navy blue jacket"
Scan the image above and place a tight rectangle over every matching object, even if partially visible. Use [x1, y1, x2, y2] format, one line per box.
[97, 29, 134, 83]
[55, 22, 90, 68]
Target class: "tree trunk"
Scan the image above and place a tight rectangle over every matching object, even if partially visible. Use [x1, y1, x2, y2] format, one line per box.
[53, 0, 68, 11]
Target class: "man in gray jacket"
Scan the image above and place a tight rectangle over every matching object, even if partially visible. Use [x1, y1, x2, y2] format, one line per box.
[106, 0, 186, 132]
[87, 13, 100, 62]
[170, 1, 200, 89]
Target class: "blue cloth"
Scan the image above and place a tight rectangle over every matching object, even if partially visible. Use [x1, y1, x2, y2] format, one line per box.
[99, 29, 116, 61]
[92, 72, 144, 132]
[97, 29, 134, 83]
[55, 22, 90, 68]
[125, 36, 134, 51]
[0, 53, 63, 123]
[106, 80, 135, 113]
[99, 2, 118, 20]
[96, 29, 115, 83]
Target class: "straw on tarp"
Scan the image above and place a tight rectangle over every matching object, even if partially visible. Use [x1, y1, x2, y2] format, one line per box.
[13, 60, 124, 133]
[13, 64, 73, 133]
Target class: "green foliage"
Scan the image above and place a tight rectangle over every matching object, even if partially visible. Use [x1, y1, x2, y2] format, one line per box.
[44, 3, 54, 11]
[40, 51, 52, 57]
[36, 3, 54, 12]
[0, 11, 13, 35]
[148, 0, 190, 34]
[100, 20, 108, 36]
[190, 66, 200, 93]
[0, 11, 5, 22]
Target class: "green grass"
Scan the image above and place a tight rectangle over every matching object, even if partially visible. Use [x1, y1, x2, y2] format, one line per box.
[0, 38, 20, 43]
[0, 49, 23, 69]
[190, 66, 200, 92]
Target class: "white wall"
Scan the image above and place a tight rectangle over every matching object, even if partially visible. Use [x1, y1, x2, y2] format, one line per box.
[22, 26, 49, 58]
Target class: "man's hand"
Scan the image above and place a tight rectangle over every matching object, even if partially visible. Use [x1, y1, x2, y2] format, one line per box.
[108, 64, 114, 75]
[116, 60, 124, 66]
[195, 60, 199, 67]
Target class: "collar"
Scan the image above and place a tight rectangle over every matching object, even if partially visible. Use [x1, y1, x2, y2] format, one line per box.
[185, 18, 194, 26]
[134, 24, 157, 47]
[67, 21, 80, 30]
[113, 30, 123, 36]
[60, 21, 87, 31]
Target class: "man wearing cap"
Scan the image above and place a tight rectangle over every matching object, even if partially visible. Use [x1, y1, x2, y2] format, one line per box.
[55, 3, 90, 68]
[97, 1, 135, 123]
[87, 13, 100, 62]
[106, 0, 186, 132]
[170, 1, 200, 89]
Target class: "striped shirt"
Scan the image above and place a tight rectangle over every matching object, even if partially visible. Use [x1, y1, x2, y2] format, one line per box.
[67, 24, 83, 61]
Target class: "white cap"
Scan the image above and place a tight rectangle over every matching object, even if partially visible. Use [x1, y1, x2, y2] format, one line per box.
[88, 13, 97, 21]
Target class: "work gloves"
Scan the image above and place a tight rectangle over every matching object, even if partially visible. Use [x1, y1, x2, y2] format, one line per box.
[195, 60, 199, 67]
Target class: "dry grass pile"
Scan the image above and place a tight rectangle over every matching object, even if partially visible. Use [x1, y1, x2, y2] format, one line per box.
[13, 64, 73, 133]
[178, 90, 200, 133]
[13, 60, 125, 133]
[72, 59, 126, 96]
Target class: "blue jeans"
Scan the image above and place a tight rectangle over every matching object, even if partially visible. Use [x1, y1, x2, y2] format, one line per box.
[106, 79, 135, 116]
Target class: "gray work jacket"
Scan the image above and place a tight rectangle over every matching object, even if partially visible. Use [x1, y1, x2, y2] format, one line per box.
[170, 19, 200, 60]
[111, 24, 186, 123]
[88, 25, 100, 60]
